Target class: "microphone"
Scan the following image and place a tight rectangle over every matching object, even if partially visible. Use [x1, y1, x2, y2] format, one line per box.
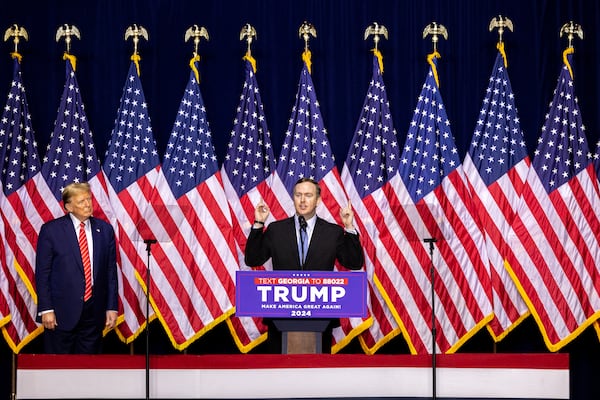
[298, 215, 307, 231]
[144, 238, 157, 253]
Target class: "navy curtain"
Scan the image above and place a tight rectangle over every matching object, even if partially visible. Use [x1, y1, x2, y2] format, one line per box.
[1, 1, 600, 398]
[2, 0, 599, 162]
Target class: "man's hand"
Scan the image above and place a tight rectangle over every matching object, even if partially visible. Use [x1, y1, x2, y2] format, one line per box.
[340, 201, 355, 230]
[105, 310, 118, 330]
[41, 311, 58, 330]
[254, 200, 270, 224]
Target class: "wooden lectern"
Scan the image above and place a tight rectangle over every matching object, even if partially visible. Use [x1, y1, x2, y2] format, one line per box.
[272, 319, 331, 354]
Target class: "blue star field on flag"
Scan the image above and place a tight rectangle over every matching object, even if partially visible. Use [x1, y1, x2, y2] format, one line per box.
[41, 60, 101, 200]
[276, 64, 335, 195]
[344, 55, 400, 199]
[161, 63, 218, 199]
[468, 53, 528, 186]
[532, 54, 592, 193]
[0, 57, 40, 196]
[399, 58, 461, 203]
[223, 59, 275, 198]
[103, 62, 160, 193]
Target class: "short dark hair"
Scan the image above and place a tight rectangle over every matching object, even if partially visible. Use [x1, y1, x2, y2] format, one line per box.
[62, 182, 91, 204]
[294, 177, 321, 197]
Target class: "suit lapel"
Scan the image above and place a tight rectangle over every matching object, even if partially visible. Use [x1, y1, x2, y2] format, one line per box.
[283, 217, 301, 265]
[62, 215, 84, 273]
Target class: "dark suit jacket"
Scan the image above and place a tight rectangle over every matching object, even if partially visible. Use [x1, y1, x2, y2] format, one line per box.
[35, 214, 118, 331]
[244, 216, 363, 270]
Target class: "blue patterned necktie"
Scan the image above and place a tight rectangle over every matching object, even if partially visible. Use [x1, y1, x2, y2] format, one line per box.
[300, 227, 308, 265]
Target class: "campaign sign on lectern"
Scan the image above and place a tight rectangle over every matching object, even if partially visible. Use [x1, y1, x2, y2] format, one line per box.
[236, 270, 367, 353]
[235, 270, 368, 319]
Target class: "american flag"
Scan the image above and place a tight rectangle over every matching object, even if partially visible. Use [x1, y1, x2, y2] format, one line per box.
[462, 51, 530, 340]
[506, 53, 600, 351]
[340, 53, 401, 354]
[103, 61, 159, 343]
[272, 60, 368, 353]
[378, 56, 493, 354]
[0, 56, 56, 351]
[144, 60, 239, 349]
[221, 57, 272, 352]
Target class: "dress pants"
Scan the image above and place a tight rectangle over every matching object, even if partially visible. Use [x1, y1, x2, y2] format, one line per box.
[43, 298, 102, 354]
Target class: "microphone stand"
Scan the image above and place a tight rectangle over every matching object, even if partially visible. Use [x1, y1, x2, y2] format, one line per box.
[143, 239, 157, 400]
[424, 237, 437, 400]
[299, 227, 306, 270]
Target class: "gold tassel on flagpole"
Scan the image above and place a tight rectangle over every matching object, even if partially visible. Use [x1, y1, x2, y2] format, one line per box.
[125, 24, 149, 77]
[423, 22, 447, 88]
[299, 22, 316, 74]
[427, 51, 441, 88]
[489, 15, 513, 68]
[559, 21, 583, 80]
[240, 24, 258, 73]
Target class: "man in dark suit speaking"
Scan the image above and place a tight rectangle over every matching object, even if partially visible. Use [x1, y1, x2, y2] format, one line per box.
[245, 177, 364, 271]
[244, 177, 364, 352]
[35, 182, 118, 354]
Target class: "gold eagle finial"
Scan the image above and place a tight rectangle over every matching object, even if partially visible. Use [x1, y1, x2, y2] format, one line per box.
[364, 22, 388, 51]
[185, 24, 209, 56]
[560, 21, 583, 48]
[125, 24, 149, 56]
[240, 23, 257, 56]
[298, 21, 317, 53]
[55, 24, 80, 53]
[489, 15, 513, 43]
[423, 22, 447, 52]
[4, 24, 28, 53]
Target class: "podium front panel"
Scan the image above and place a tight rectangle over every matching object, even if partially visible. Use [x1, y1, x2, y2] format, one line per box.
[236, 270, 367, 319]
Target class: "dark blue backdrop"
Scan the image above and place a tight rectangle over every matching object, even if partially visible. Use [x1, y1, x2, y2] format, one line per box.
[2, 0, 600, 164]
[1, 1, 600, 399]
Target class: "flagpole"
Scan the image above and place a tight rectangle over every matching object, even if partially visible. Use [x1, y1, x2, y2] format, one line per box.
[11, 352, 16, 400]
[122, 26, 153, 400]
[424, 237, 437, 400]
[4, 26, 31, 400]
[420, 25, 446, 399]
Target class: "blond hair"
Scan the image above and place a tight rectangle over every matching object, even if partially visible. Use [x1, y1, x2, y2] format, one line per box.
[62, 182, 91, 205]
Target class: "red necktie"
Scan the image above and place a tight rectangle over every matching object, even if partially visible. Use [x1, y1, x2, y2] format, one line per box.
[79, 222, 92, 301]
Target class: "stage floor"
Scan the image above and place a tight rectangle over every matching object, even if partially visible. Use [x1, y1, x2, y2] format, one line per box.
[16, 353, 569, 399]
